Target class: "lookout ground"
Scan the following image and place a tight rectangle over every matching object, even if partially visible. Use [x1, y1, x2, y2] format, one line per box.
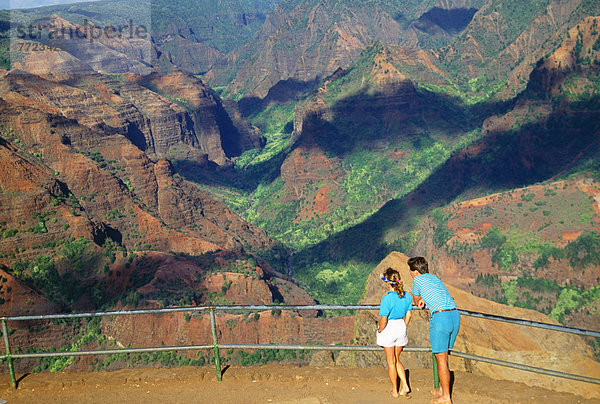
[1, 364, 598, 403]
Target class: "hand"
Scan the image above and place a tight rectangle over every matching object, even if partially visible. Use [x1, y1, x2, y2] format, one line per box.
[417, 299, 425, 309]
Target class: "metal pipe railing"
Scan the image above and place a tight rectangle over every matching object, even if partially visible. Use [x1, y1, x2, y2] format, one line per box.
[5, 305, 597, 338]
[458, 309, 600, 338]
[9, 344, 215, 358]
[1, 304, 599, 390]
[450, 350, 600, 385]
[1, 319, 16, 390]
[209, 308, 222, 382]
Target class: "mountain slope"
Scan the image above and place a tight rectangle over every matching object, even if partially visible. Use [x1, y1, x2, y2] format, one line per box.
[294, 14, 600, 308]
[207, 0, 425, 98]
[207, 0, 598, 102]
[438, 0, 600, 99]
[6, 15, 264, 166]
[0, 90, 287, 310]
[8, 0, 282, 74]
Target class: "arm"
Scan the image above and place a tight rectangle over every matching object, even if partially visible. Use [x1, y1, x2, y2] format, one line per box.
[377, 315, 388, 333]
[412, 278, 425, 310]
[404, 310, 412, 327]
[413, 295, 425, 310]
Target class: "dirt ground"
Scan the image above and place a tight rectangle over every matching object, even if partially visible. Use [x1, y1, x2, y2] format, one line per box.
[0, 365, 598, 403]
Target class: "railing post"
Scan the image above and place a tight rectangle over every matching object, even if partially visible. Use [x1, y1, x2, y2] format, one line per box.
[2, 319, 16, 390]
[432, 352, 440, 390]
[209, 308, 222, 381]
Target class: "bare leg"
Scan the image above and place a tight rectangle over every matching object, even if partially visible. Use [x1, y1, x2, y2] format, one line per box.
[383, 346, 399, 397]
[394, 346, 410, 396]
[431, 352, 452, 403]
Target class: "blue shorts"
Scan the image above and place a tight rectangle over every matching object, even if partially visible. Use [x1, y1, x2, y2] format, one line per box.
[430, 309, 460, 354]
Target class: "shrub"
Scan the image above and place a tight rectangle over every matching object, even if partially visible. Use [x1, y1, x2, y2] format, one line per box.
[475, 273, 500, 287]
[521, 192, 535, 202]
[565, 231, 600, 269]
[2, 229, 17, 238]
[479, 226, 506, 250]
[430, 208, 454, 248]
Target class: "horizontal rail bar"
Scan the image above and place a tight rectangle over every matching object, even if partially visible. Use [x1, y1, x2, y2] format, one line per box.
[219, 344, 432, 353]
[0, 344, 428, 360]
[450, 350, 600, 385]
[4, 345, 215, 359]
[1, 306, 214, 321]
[213, 305, 381, 311]
[0, 305, 382, 322]
[3, 342, 598, 385]
[3, 305, 598, 338]
[458, 309, 600, 338]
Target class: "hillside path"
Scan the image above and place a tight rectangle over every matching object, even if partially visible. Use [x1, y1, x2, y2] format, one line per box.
[1, 365, 598, 403]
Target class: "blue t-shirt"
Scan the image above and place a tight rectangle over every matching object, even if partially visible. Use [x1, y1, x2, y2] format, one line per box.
[379, 290, 413, 320]
[412, 273, 457, 314]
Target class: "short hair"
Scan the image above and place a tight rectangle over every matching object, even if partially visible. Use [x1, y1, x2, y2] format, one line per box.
[407, 256, 429, 274]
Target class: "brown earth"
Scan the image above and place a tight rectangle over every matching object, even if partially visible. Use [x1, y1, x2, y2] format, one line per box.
[280, 146, 344, 222]
[0, 64, 281, 318]
[100, 310, 353, 354]
[1, 365, 599, 404]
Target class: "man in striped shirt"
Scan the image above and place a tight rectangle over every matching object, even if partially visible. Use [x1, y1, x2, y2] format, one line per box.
[408, 256, 460, 404]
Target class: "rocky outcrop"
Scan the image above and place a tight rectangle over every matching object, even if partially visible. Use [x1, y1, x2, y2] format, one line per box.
[126, 72, 264, 164]
[0, 72, 281, 315]
[352, 252, 600, 399]
[0, 94, 274, 253]
[24, 14, 159, 76]
[8, 14, 260, 166]
[157, 36, 225, 74]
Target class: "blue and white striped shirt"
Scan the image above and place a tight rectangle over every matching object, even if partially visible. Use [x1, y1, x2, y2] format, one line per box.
[412, 273, 456, 314]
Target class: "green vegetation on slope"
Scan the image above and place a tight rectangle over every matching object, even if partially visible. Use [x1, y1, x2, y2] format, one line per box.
[238, 43, 483, 252]
[0, 11, 9, 70]
[236, 101, 297, 170]
[475, 273, 600, 322]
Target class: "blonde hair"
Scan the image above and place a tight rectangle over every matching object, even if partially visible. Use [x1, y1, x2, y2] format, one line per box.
[383, 267, 404, 297]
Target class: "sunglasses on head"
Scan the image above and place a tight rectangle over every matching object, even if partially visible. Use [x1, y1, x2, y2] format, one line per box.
[380, 274, 398, 284]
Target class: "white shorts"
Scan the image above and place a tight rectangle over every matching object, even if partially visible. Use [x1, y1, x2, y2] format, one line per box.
[376, 318, 408, 347]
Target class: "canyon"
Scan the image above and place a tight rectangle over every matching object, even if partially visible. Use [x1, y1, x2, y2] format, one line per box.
[0, 1, 598, 398]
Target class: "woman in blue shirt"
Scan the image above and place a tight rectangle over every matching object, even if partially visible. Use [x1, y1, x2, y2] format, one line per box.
[377, 267, 412, 398]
